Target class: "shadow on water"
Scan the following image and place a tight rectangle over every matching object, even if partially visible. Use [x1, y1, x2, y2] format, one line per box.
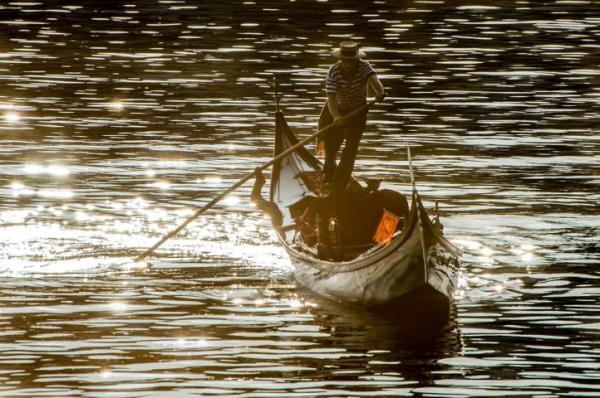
[298, 286, 462, 381]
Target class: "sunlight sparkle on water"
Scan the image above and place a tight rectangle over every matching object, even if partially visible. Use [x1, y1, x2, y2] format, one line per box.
[10, 182, 35, 197]
[4, 111, 21, 123]
[170, 338, 209, 349]
[288, 299, 302, 308]
[0, 209, 29, 224]
[510, 243, 537, 263]
[175, 207, 194, 217]
[127, 197, 148, 209]
[125, 261, 149, 271]
[521, 252, 535, 262]
[510, 243, 537, 255]
[38, 189, 74, 199]
[110, 302, 127, 312]
[111, 201, 125, 210]
[24, 164, 70, 177]
[144, 208, 170, 221]
[10, 182, 29, 198]
[11, 182, 25, 190]
[108, 101, 124, 112]
[75, 211, 90, 222]
[480, 247, 494, 257]
[199, 176, 222, 184]
[223, 195, 241, 206]
[150, 180, 171, 190]
[453, 238, 481, 251]
[157, 160, 188, 168]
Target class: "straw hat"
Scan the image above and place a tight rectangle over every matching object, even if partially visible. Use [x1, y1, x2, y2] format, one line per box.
[332, 41, 366, 59]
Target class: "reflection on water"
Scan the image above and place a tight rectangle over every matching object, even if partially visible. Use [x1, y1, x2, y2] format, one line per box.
[0, 268, 462, 396]
[1, 0, 599, 396]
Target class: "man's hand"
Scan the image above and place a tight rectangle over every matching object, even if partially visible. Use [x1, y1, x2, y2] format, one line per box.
[376, 91, 386, 103]
[254, 167, 265, 184]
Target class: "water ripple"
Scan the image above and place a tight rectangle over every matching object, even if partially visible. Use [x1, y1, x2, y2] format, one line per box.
[0, 0, 599, 396]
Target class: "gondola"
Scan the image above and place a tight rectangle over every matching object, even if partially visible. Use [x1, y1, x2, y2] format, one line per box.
[267, 107, 461, 309]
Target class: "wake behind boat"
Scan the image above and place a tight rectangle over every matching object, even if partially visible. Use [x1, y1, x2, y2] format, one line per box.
[265, 105, 461, 308]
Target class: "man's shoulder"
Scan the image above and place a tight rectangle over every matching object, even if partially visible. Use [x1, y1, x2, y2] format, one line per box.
[328, 62, 341, 75]
[358, 59, 374, 69]
[359, 60, 376, 76]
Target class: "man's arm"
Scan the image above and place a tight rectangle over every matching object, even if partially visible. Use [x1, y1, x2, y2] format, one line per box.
[251, 168, 283, 227]
[368, 74, 386, 101]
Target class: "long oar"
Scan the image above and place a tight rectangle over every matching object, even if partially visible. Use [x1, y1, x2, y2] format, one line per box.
[134, 99, 376, 262]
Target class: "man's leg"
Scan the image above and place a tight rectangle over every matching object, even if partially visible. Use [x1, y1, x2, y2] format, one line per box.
[332, 108, 367, 187]
[316, 102, 331, 157]
[321, 103, 344, 184]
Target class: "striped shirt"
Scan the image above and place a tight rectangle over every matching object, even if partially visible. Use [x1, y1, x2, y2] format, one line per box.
[326, 60, 375, 110]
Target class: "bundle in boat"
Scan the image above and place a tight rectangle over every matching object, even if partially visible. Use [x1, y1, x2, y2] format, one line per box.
[289, 173, 409, 262]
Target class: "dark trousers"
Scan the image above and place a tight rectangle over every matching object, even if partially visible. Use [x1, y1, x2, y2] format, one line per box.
[318, 101, 368, 186]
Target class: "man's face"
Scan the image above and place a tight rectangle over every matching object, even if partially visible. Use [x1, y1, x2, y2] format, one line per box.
[340, 58, 358, 73]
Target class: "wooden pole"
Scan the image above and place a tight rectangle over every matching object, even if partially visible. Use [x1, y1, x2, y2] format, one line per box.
[274, 77, 280, 112]
[407, 146, 429, 281]
[134, 99, 376, 262]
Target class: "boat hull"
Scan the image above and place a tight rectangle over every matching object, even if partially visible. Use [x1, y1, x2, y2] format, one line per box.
[283, 194, 460, 307]
[269, 110, 460, 307]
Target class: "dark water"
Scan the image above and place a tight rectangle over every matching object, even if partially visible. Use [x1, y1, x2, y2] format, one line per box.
[1, 1, 599, 396]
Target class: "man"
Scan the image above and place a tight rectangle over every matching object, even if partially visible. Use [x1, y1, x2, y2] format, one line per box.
[318, 41, 386, 190]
